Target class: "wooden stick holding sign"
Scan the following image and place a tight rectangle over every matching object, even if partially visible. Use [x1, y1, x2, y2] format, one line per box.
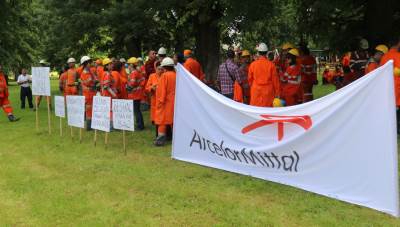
[66, 95, 85, 141]
[112, 99, 134, 155]
[91, 96, 111, 149]
[47, 96, 51, 134]
[31, 67, 51, 133]
[94, 129, 97, 146]
[54, 96, 66, 136]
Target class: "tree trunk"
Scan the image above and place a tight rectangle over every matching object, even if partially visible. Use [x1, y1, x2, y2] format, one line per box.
[364, 0, 396, 47]
[194, 9, 221, 82]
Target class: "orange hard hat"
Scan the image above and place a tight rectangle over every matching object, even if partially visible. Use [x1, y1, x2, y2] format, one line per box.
[184, 49, 192, 56]
[375, 45, 389, 54]
[241, 50, 251, 57]
[282, 43, 294, 50]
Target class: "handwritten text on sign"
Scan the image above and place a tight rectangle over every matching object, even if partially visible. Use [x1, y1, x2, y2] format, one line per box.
[91, 96, 111, 132]
[54, 96, 65, 118]
[31, 67, 51, 96]
[112, 99, 134, 131]
[66, 96, 85, 128]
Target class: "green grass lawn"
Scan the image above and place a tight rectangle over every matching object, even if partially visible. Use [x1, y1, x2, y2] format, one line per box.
[0, 80, 399, 226]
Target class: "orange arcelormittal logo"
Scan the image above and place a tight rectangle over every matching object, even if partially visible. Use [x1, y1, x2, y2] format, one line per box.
[242, 115, 312, 141]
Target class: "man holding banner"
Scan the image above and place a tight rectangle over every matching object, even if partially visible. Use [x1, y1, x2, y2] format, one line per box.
[0, 69, 19, 122]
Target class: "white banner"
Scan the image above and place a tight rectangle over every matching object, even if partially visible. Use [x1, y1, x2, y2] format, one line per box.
[172, 62, 399, 217]
[31, 67, 51, 96]
[112, 99, 134, 131]
[91, 96, 111, 132]
[66, 95, 85, 128]
[54, 96, 65, 118]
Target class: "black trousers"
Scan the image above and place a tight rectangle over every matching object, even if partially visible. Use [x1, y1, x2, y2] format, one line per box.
[134, 100, 144, 130]
[20, 87, 33, 108]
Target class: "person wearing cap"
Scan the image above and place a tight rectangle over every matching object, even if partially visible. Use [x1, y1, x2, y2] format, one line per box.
[349, 38, 370, 81]
[80, 56, 99, 130]
[275, 43, 294, 87]
[282, 48, 302, 106]
[183, 49, 205, 82]
[299, 46, 317, 102]
[154, 57, 176, 146]
[248, 43, 280, 107]
[0, 66, 19, 122]
[154, 47, 167, 71]
[17, 68, 33, 109]
[65, 57, 79, 96]
[217, 49, 243, 99]
[365, 45, 388, 74]
[239, 50, 251, 103]
[101, 58, 119, 99]
[126, 57, 145, 130]
[380, 37, 400, 134]
[146, 65, 163, 136]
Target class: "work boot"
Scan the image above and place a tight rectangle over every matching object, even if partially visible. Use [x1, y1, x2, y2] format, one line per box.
[86, 120, 92, 131]
[8, 114, 20, 122]
[154, 135, 166, 146]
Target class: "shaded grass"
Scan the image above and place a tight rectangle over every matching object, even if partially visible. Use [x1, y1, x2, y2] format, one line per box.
[0, 80, 399, 226]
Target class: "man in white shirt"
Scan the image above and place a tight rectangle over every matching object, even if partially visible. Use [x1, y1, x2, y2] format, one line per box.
[17, 68, 33, 109]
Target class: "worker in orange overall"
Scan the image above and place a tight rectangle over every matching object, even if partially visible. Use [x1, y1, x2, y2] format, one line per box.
[183, 49, 205, 82]
[282, 48, 302, 106]
[59, 65, 69, 96]
[154, 57, 176, 146]
[299, 46, 317, 102]
[119, 58, 128, 99]
[248, 43, 281, 107]
[0, 65, 19, 122]
[146, 64, 163, 136]
[65, 57, 79, 96]
[80, 56, 99, 130]
[127, 57, 146, 130]
[380, 37, 400, 134]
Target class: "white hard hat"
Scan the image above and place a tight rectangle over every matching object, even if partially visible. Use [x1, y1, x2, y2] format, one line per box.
[257, 43, 268, 52]
[158, 47, 167, 55]
[80, 56, 91, 65]
[67, 57, 76, 64]
[119, 58, 126, 63]
[359, 39, 369, 50]
[39, 60, 46, 64]
[137, 57, 143, 62]
[160, 57, 175, 67]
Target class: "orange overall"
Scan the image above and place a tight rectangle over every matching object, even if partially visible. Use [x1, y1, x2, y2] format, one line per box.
[0, 73, 13, 116]
[381, 48, 400, 107]
[80, 67, 98, 119]
[155, 71, 176, 134]
[65, 68, 79, 95]
[146, 73, 160, 122]
[282, 65, 302, 106]
[248, 56, 281, 107]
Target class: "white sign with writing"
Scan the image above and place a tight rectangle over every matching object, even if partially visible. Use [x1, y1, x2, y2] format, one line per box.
[54, 96, 65, 118]
[112, 99, 134, 131]
[31, 67, 51, 96]
[66, 95, 85, 128]
[91, 96, 111, 132]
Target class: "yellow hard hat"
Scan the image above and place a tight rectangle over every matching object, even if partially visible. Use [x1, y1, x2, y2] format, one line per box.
[394, 67, 400, 77]
[273, 98, 283, 107]
[241, 50, 251, 57]
[375, 45, 389, 54]
[288, 48, 300, 57]
[282, 43, 294, 50]
[102, 58, 112, 66]
[127, 57, 138, 64]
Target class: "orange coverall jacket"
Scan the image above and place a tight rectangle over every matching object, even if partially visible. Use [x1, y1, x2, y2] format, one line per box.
[380, 48, 400, 106]
[283, 64, 302, 106]
[248, 56, 281, 107]
[0, 73, 12, 115]
[184, 57, 205, 81]
[65, 68, 79, 95]
[80, 67, 98, 119]
[146, 73, 160, 122]
[127, 70, 146, 101]
[155, 70, 176, 125]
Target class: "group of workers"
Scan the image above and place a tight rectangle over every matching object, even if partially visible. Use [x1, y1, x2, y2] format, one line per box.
[57, 48, 181, 146]
[2, 36, 400, 137]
